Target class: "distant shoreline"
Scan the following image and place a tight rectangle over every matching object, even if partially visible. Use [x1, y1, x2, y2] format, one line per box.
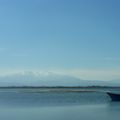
[0, 86, 120, 89]
[0, 86, 119, 93]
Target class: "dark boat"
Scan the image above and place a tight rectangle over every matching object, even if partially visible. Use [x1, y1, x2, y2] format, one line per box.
[107, 92, 120, 101]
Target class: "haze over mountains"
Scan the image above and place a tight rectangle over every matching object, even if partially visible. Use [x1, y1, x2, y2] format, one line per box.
[0, 72, 120, 87]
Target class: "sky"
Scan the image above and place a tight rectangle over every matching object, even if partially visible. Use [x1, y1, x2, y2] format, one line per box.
[0, 0, 120, 80]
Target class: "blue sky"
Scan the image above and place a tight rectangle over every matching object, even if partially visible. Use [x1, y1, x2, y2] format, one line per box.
[0, 0, 120, 80]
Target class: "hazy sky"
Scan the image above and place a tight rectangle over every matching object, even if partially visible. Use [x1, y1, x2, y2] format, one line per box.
[0, 0, 120, 80]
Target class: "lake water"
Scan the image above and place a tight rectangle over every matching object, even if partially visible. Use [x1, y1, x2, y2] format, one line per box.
[0, 88, 120, 120]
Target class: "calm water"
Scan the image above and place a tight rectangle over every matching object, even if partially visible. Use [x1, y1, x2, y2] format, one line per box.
[0, 88, 120, 120]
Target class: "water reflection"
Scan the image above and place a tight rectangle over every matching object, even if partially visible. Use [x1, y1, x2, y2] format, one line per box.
[0, 91, 109, 107]
[0, 90, 120, 120]
[0, 104, 120, 120]
[107, 101, 120, 110]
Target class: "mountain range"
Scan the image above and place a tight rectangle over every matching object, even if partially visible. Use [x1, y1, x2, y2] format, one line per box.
[0, 72, 120, 87]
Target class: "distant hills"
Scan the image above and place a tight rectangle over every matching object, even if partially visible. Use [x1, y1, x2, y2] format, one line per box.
[0, 72, 120, 87]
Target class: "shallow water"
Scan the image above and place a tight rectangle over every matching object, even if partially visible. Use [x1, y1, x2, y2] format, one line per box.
[0, 88, 120, 120]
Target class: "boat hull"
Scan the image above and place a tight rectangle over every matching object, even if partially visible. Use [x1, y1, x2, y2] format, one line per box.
[107, 92, 120, 101]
